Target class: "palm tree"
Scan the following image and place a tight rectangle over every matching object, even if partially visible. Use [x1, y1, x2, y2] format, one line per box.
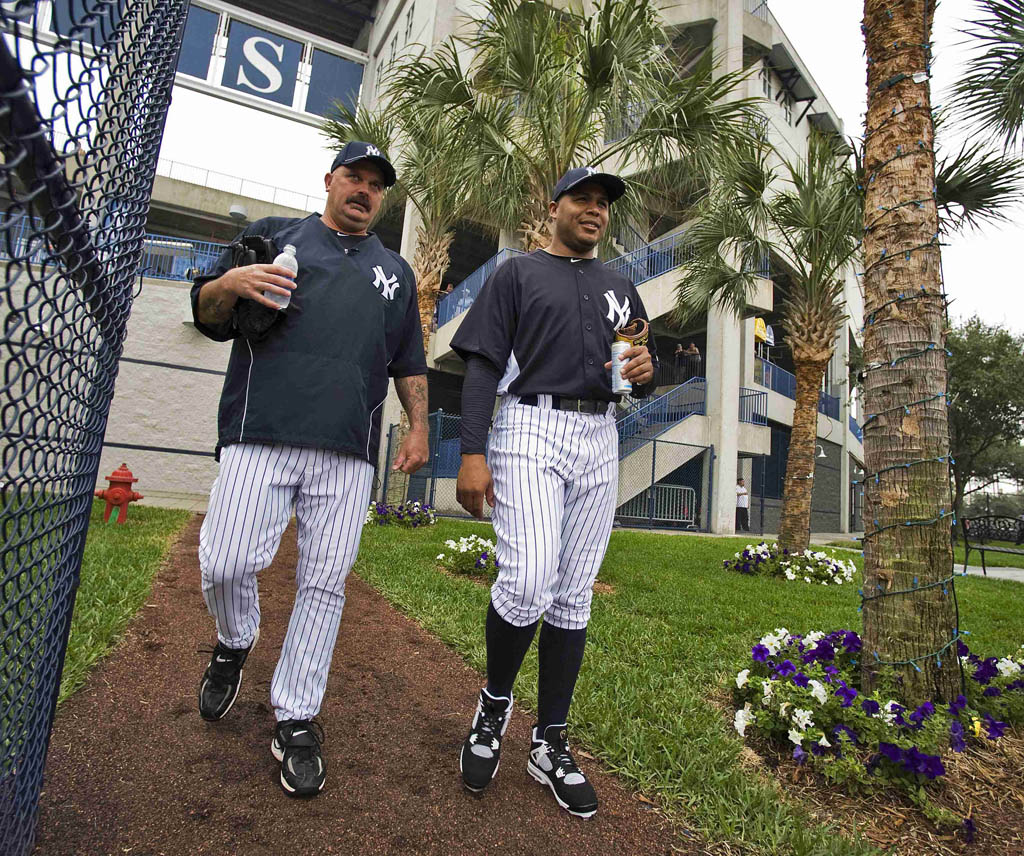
[674, 132, 861, 554]
[389, 0, 756, 252]
[952, 0, 1024, 148]
[860, 0, 955, 703]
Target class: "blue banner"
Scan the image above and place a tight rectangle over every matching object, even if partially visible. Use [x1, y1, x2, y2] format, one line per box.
[177, 4, 218, 80]
[221, 19, 303, 107]
[305, 48, 364, 118]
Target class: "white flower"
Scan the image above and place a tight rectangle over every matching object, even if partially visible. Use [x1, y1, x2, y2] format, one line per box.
[736, 669, 750, 689]
[785, 569, 796, 581]
[778, 702, 791, 718]
[818, 735, 832, 748]
[734, 703, 753, 737]
[445, 539, 456, 548]
[436, 553, 445, 560]
[788, 728, 805, 745]
[791, 708, 814, 730]
[808, 680, 828, 705]
[761, 680, 775, 705]
[996, 658, 1022, 677]
[804, 631, 825, 646]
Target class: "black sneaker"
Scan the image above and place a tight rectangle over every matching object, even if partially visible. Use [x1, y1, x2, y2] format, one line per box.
[527, 724, 598, 818]
[197, 629, 259, 721]
[459, 689, 513, 792]
[272, 719, 327, 797]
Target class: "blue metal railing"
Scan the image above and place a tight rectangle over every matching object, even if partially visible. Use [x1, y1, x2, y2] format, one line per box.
[1, 215, 226, 283]
[437, 247, 523, 327]
[739, 387, 767, 425]
[754, 356, 797, 399]
[818, 392, 840, 421]
[616, 377, 706, 458]
[849, 413, 863, 442]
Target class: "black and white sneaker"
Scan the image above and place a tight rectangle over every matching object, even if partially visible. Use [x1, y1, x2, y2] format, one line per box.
[197, 629, 259, 721]
[272, 719, 326, 797]
[459, 688, 513, 792]
[527, 724, 598, 818]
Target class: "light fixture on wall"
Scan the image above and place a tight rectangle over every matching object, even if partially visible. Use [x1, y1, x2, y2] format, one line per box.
[816, 444, 827, 459]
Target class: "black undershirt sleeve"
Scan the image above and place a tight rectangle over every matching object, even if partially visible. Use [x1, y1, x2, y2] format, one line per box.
[460, 355, 501, 456]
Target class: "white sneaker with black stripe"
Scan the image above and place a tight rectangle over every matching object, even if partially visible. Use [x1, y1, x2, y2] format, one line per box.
[527, 724, 598, 818]
[459, 688, 512, 792]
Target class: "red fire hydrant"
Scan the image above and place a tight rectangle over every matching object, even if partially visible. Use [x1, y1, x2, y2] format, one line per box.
[95, 463, 144, 524]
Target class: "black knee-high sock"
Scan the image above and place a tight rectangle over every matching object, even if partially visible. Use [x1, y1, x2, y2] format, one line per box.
[537, 621, 587, 730]
[484, 602, 538, 699]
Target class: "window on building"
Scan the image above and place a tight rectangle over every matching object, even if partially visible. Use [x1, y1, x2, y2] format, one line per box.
[391, 33, 398, 63]
[405, 4, 415, 43]
[783, 95, 794, 125]
[760, 64, 772, 99]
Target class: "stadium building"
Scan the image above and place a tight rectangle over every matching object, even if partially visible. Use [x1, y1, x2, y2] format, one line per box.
[20, 0, 865, 535]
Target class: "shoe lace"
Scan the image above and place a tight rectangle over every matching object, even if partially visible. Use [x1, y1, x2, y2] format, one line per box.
[549, 738, 581, 777]
[282, 720, 325, 767]
[474, 706, 505, 741]
[198, 643, 243, 682]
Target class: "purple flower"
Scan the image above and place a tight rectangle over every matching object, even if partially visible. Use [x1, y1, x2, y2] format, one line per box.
[983, 686, 1002, 698]
[950, 720, 966, 753]
[775, 659, 796, 677]
[792, 672, 810, 688]
[835, 684, 858, 708]
[1007, 679, 1024, 692]
[961, 817, 976, 845]
[792, 745, 807, 764]
[902, 746, 945, 779]
[752, 645, 769, 663]
[833, 724, 859, 745]
[908, 702, 935, 727]
[810, 742, 827, 757]
[983, 714, 1007, 740]
[842, 631, 863, 653]
[948, 694, 967, 716]
[973, 657, 999, 684]
[861, 699, 880, 716]
[956, 640, 971, 658]
[878, 742, 903, 763]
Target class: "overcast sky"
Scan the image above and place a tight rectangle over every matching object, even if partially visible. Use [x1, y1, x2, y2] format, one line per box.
[769, 0, 1023, 335]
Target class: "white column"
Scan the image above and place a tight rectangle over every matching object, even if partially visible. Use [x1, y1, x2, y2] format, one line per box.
[835, 325, 852, 533]
[399, 197, 422, 264]
[740, 317, 757, 387]
[706, 305, 742, 533]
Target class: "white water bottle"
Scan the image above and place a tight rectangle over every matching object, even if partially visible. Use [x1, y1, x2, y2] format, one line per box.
[610, 339, 632, 394]
[264, 243, 298, 309]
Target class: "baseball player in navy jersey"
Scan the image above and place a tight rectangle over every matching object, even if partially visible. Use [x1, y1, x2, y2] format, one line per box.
[190, 142, 429, 797]
[451, 167, 656, 817]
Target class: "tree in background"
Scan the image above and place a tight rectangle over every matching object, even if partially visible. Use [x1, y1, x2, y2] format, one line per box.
[675, 132, 861, 552]
[947, 317, 1024, 517]
[860, 0, 956, 703]
[389, 0, 756, 252]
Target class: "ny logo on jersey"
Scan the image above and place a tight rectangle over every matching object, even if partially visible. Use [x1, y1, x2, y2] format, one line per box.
[366, 145, 382, 157]
[372, 265, 400, 300]
[604, 290, 631, 329]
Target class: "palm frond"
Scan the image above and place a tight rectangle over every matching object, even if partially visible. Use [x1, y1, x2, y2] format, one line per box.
[935, 138, 1024, 231]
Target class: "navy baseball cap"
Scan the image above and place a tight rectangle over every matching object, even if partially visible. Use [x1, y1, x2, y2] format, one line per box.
[330, 141, 397, 187]
[552, 166, 625, 203]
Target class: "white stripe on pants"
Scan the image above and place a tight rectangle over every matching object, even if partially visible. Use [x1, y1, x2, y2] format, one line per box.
[199, 443, 374, 721]
[489, 395, 619, 630]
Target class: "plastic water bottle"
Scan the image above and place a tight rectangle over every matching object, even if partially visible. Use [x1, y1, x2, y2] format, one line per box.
[264, 244, 298, 309]
[610, 339, 632, 394]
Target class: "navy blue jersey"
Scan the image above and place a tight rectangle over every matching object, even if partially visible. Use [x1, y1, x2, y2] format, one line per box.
[191, 214, 426, 462]
[451, 250, 657, 400]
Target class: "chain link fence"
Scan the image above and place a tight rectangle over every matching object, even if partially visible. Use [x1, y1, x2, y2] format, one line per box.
[0, 3, 188, 853]
[381, 412, 711, 531]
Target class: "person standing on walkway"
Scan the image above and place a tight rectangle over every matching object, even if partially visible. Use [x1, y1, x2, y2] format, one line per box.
[190, 142, 429, 797]
[736, 477, 750, 532]
[451, 167, 656, 818]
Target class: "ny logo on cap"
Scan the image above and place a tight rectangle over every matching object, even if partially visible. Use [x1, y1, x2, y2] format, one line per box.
[372, 265, 400, 300]
[366, 145, 382, 157]
[604, 290, 630, 329]
[584, 166, 597, 176]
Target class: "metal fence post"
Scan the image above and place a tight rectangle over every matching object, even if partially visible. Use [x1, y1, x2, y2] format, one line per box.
[648, 439, 657, 528]
[428, 410, 442, 507]
[760, 454, 767, 535]
[381, 424, 395, 503]
[706, 444, 716, 533]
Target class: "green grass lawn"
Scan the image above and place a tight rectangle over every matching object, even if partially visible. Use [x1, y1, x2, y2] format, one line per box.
[827, 538, 1024, 571]
[356, 519, 1024, 856]
[59, 501, 191, 703]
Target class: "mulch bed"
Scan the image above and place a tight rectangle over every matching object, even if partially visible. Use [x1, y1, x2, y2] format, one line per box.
[36, 516, 697, 856]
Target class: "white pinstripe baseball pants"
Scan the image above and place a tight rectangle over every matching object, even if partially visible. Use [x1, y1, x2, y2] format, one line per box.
[489, 395, 619, 630]
[199, 443, 374, 722]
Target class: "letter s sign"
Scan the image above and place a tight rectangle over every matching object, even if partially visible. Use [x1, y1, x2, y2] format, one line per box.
[222, 20, 302, 107]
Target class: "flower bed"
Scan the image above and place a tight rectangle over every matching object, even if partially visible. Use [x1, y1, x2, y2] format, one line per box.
[731, 628, 1022, 815]
[723, 542, 855, 585]
[437, 535, 499, 578]
[364, 500, 436, 527]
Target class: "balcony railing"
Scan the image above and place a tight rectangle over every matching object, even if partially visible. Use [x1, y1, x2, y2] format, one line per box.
[0, 215, 226, 283]
[849, 413, 863, 442]
[818, 392, 840, 421]
[754, 356, 842, 420]
[744, 0, 770, 23]
[436, 247, 523, 327]
[606, 231, 695, 286]
[739, 388, 767, 425]
[155, 158, 323, 213]
[617, 377, 706, 457]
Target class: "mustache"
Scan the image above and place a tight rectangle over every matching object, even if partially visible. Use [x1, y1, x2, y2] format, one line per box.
[346, 194, 371, 211]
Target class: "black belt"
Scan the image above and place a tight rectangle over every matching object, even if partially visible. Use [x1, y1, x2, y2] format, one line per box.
[519, 394, 609, 414]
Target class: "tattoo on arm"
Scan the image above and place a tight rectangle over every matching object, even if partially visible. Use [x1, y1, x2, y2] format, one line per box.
[197, 279, 236, 325]
[396, 375, 428, 431]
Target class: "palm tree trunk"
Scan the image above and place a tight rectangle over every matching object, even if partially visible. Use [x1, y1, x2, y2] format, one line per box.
[861, 0, 958, 703]
[778, 359, 828, 553]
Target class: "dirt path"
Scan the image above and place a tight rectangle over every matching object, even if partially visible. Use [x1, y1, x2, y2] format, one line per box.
[36, 516, 701, 855]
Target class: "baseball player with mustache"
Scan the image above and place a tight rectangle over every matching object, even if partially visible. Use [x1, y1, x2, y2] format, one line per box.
[190, 142, 428, 797]
[451, 167, 656, 817]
